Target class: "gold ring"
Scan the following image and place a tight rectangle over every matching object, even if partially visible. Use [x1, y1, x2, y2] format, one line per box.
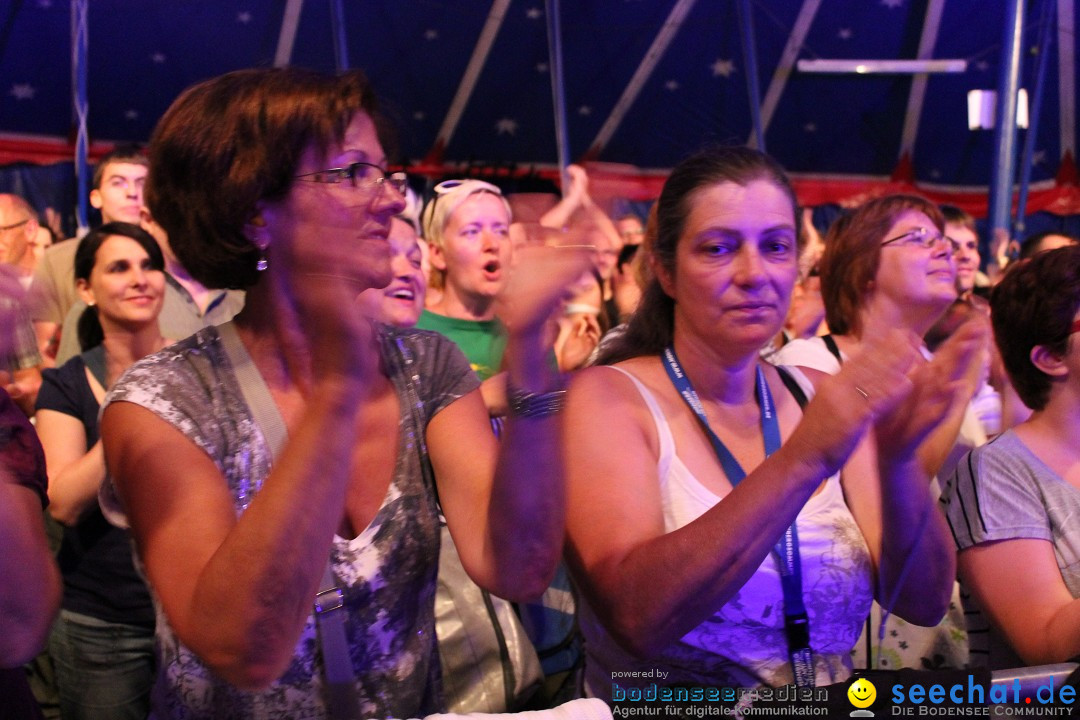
[855, 385, 870, 401]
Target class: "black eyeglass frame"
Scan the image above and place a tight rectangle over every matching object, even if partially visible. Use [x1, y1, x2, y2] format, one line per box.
[294, 161, 407, 195]
[880, 227, 960, 254]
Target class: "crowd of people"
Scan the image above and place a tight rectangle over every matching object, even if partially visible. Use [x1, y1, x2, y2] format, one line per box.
[3, 65, 1080, 720]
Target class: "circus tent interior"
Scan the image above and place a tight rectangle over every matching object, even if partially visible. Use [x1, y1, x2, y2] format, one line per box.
[1, 0, 1078, 246]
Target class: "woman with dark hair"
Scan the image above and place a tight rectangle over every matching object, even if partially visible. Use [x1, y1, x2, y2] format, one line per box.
[35, 221, 168, 719]
[774, 195, 989, 670]
[97, 68, 586, 718]
[1018, 230, 1076, 261]
[564, 147, 973, 697]
[943, 245, 1080, 668]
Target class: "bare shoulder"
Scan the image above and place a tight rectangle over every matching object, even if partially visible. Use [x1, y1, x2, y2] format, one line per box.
[570, 359, 664, 437]
[570, 356, 662, 403]
[565, 358, 668, 575]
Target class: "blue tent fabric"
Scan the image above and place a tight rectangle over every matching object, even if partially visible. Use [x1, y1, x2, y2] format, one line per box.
[0, 0, 1070, 191]
[0, 162, 80, 236]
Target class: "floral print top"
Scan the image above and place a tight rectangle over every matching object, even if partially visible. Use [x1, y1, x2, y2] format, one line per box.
[101, 323, 478, 719]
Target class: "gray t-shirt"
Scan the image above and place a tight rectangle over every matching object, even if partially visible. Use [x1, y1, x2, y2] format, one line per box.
[942, 429, 1080, 667]
[101, 322, 478, 719]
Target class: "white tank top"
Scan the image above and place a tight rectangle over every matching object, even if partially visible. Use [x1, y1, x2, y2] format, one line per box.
[580, 365, 874, 699]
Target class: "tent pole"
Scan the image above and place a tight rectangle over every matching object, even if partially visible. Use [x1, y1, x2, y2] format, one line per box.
[72, 0, 89, 233]
[736, 0, 765, 152]
[330, 0, 349, 71]
[274, 0, 304, 67]
[545, 0, 571, 189]
[1015, 0, 1055, 237]
[988, 0, 1026, 247]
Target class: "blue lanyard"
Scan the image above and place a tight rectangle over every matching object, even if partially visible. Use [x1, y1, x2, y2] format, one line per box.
[661, 346, 815, 687]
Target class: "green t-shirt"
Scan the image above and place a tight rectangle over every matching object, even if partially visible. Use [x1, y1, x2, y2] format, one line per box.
[416, 309, 507, 381]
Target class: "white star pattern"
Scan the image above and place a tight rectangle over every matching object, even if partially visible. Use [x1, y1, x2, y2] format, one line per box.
[838, 28, 853, 40]
[151, 52, 166, 64]
[804, 122, 817, 132]
[424, 29, 438, 41]
[237, 11, 252, 24]
[10, 84, 35, 100]
[931, 169, 941, 179]
[413, 111, 425, 121]
[37, 0, 52, 7]
[1032, 150, 1047, 165]
[975, 61, 990, 71]
[665, 79, 680, 91]
[526, 7, 542, 19]
[496, 118, 518, 136]
[578, 106, 592, 116]
[711, 59, 735, 78]
[536, 62, 548, 73]
[881, 0, 903, 7]
[124, 109, 139, 120]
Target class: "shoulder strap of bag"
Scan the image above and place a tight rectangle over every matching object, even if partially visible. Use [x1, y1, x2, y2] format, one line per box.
[218, 322, 359, 720]
[81, 345, 107, 388]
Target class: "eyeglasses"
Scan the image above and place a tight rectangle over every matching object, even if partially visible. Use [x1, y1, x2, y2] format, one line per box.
[0, 219, 29, 232]
[881, 227, 960, 254]
[294, 161, 407, 195]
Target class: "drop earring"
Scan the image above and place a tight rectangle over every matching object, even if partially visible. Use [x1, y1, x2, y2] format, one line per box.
[251, 229, 270, 272]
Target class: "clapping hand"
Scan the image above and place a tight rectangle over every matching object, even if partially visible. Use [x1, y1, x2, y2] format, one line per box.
[496, 245, 594, 340]
[874, 314, 990, 461]
[793, 328, 923, 477]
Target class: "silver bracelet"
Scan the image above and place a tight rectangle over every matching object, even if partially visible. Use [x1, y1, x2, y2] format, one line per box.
[507, 383, 567, 418]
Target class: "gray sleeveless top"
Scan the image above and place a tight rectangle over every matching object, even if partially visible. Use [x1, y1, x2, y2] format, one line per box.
[100, 323, 479, 719]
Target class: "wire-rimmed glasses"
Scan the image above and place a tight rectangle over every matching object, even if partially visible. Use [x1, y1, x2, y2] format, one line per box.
[881, 227, 960, 254]
[294, 161, 407, 195]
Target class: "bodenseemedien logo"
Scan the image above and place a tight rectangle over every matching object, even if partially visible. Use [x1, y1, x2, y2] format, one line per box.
[848, 677, 877, 717]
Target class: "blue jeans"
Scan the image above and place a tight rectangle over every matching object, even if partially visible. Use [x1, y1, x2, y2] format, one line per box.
[48, 610, 155, 720]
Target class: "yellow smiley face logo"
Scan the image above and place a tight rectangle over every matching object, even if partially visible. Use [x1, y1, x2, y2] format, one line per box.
[847, 678, 877, 709]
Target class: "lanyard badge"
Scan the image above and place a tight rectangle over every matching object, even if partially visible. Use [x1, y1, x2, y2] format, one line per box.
[662, 347, 815, 687]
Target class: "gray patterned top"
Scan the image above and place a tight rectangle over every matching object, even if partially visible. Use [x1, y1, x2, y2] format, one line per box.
[100, 323, 479, 719]
[942, 429, 1080, 668]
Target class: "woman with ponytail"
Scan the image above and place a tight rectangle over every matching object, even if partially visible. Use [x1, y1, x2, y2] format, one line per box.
[35, 221, 169, 719]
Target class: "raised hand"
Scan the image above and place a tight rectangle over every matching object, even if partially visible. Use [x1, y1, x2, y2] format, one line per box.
[874, 313, 990, 460]
[564, 164, 590, 207]
[496, 245, 594, 339]
[252, 196, 395, 388]
[554, 312, 602, 371]
[789, 328, 922, 477]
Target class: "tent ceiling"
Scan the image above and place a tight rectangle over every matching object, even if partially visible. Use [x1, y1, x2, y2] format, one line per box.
[0, 0, 1070, 191]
